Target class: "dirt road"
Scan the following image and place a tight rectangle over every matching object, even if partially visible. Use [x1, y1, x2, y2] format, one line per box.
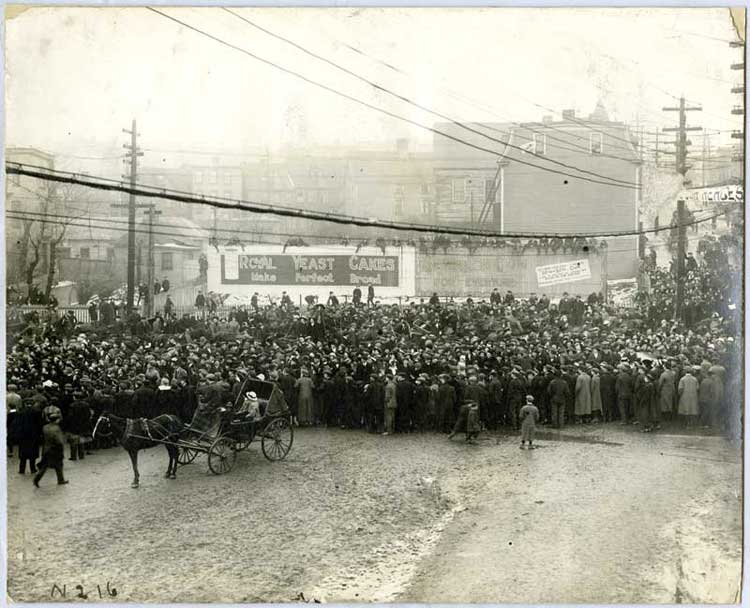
[7, 425, 741, 603]
[402, 429, 742, 604]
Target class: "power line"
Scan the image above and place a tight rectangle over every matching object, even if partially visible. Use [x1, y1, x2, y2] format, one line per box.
[5, 210, 727, 258]
[305, 17, 679, 158]
[221, 8, 642, 184]
[6, 163, 730, 239]
[146, 7, 641, 191]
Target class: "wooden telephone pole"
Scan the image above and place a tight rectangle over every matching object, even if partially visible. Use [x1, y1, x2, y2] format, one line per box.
[663, 98, 701, 321]
[120, 120, 143, 314]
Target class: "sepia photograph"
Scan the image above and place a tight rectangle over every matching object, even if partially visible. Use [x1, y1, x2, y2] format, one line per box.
[3, 5, 745, 604]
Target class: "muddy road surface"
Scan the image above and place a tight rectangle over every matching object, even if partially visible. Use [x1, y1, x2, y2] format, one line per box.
[7, 425, 741, 603]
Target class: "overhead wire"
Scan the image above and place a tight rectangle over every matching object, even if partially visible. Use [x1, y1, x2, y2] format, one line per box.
[221, 8, 647, 170]
[7, 162, 731, 239]
[5, 209, 729, 258]
[308, 13, 739, 161]
[145, 7, 642, 191]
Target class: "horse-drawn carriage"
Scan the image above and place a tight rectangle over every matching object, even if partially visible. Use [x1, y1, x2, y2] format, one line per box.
[176, 378, 294, 474]
[93, 378, 294, 488]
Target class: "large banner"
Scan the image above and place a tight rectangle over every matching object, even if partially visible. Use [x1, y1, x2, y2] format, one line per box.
[535, 259, 591, 287]
[220, 253, 400, 286]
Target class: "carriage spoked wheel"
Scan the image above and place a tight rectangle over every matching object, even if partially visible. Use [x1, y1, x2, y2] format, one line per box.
[208, 436, 237, 475]
[261, 417, 294, 461]
[177, 445, 199, 465]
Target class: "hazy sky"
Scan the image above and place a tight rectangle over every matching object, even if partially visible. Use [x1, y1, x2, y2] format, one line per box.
[5, 7, 743, 176]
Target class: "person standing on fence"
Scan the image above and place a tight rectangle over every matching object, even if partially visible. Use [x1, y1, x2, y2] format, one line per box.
[195, 291, 206, 319]
[88, 301, 98, 325]
[367, 285, 375, 306]
[164, 295, 174, 318]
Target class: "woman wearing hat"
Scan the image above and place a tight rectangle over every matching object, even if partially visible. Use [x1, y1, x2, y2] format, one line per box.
[33, 407, 69, 487]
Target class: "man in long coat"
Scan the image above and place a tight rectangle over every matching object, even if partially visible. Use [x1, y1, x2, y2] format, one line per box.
[384, 376, 397, 435]
[363, 374, 385, 433]
[590, 367, 603, 422]
[598, 364, 617, 422]
[436, 374, 456, 433]
[615, 364, 634, 424]
[574, 367, 592, 422]
[295, 369, 315, 425]
[395, 374, 415, 433]
[678, 367, 699, 426]
[657, 362, 677, 419]
[698, 371, 720, 428]
[547, 370, 569, 428]
[506, 370, 526, 430]
[634, 368, 656, 431]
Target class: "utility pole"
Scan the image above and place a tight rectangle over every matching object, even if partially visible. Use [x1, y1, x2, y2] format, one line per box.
[120, 119, 143, 314]
[663, 98, 701, 322]
[662, 97, 702, 182]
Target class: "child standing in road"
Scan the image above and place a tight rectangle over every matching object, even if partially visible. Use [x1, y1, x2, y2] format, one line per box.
[519, 395, 539, 450]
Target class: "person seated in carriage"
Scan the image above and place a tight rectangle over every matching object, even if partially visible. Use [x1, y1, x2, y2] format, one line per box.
[236, 391, 260, 421]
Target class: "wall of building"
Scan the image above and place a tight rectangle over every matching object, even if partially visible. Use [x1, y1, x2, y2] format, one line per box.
[415, 248, 606, 298]
[431, 117, 641, 279]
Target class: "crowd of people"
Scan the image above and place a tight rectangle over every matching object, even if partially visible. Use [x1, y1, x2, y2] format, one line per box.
[640, 234, 741, 329]
[7, 269, 742, 480]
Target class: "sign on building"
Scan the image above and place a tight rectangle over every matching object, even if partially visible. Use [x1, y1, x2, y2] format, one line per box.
[684, 185, 744, 207]
[220, 254, 400, 286]
[535, 259, 591, 287]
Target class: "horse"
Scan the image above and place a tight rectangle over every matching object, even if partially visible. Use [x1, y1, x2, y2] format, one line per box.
[93, 413, 183, 488]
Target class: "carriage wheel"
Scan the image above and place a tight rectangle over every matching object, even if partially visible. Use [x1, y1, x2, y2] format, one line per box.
[177, 445, 199, 465]
[208, 437, 237, 475]
[261, 418, 294, 461]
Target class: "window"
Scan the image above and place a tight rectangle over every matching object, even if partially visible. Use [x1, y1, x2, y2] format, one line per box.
[208, 171, 217, 184]
[421, 183, 431, 195]
[224, 174, 232, 185]
[79, 247, 90, 259]
[533, 134, 547, 155]
[590, 133, 603, 154]
[451, 178, 466, 203]
[161, 252, 173, 271]
[106, 247, 115, 260]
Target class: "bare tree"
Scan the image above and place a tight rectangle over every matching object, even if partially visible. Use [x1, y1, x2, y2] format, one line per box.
[10, 179, 93, 302]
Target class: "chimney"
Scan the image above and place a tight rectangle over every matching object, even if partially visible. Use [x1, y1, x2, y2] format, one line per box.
[562, 109, 576, 121]
[542, 115, 554, 124]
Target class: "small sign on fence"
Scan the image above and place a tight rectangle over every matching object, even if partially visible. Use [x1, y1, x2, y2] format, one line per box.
[535, 259, 591, 288]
